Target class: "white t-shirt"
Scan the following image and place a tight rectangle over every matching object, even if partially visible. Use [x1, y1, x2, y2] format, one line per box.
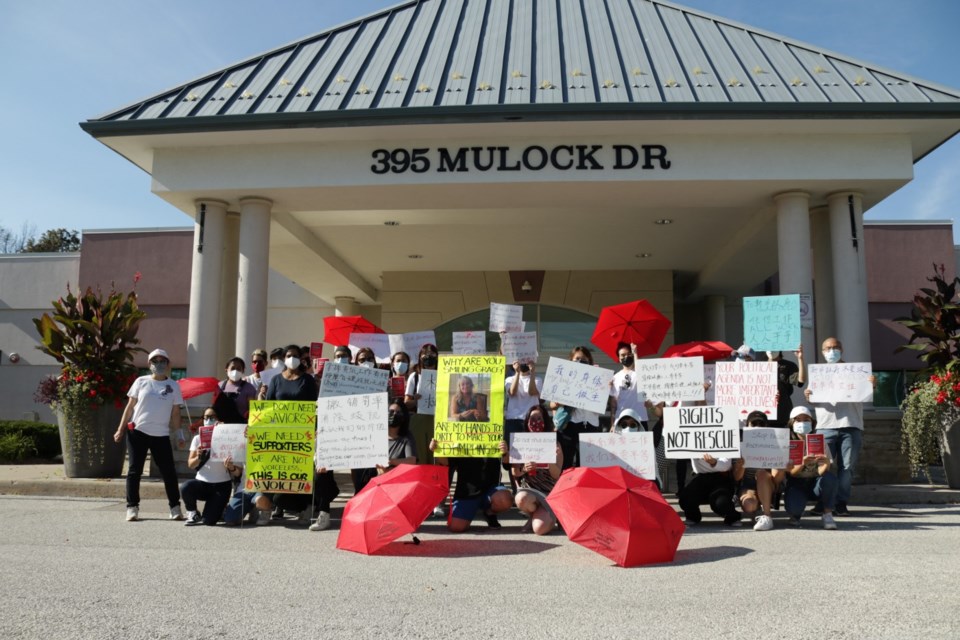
[189, 435, 232, 484]
[570, 408, 600, 426]
[504, 374, 543, 420]
[609, 369, 649, 421]
[127, 375, 183, 437]
[691, 457, 733, 474]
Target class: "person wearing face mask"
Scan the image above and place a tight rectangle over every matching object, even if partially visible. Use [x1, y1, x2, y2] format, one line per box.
[783, 406, 838, 529]
[355, 347, 379, 370]
[180, 408, 233, 526]
[802, 337, 875, 517]
[378, 403, 417, 472]
[213, 357, 258, 424]
[733, 411, 782, 532]
[767, 346, 806, 428]
[333, 345, 353, 365]
[504, 358, 542, 440]
[551, 346, 600, 469]
[388, 351, 412, 402]
[677, 403, 742, 527]
[113, 348, 186, 522]
[609, 342, 653, 429]
[405, 344, 439, 460]
[245, 349, 269, 390]
[502, 404, 562, 534]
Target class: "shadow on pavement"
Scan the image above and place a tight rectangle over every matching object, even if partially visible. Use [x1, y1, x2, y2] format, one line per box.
[373, 537, 560, 558]
[671, 545, 754, 566]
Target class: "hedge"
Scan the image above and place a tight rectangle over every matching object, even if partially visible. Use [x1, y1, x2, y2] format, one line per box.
[0, 421, 61, 461]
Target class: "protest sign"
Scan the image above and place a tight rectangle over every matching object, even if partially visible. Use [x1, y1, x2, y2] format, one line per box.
[807, 363, 874, 403]
[714, 361, 778, 418]
[349, 332, 391, 362]
[433, 355, 506, 457]
[415, 369, 438, 415]
[633, 356, 705, 403]
[319, 361, 390, 397]
[703, 363, 716, 405]
[540, 357, 613, 414]
[389, 376, 406, 401]
[662, 406, 740, 458]
[315, 392, 389, 470]
[489, 302, 524, 333]
[245, 402, 316, 494]
[310, 342, 324, 359]
[743, 294, 801, 352]
[806, 433, 825, 457]
[740, 427, 790, 469]
[312, 357, 328, 380]
[579, 432, 656, 480]
[509, 432, 558, 464]
[199, 425, 214, 449]
[388, 331, 437, 361]
[501, 332, 538, 364]
[210, 423, 246, 463]
[789, 440, 804, 465]
[248, 400, 317, 427]
[452, 331, 486, 355]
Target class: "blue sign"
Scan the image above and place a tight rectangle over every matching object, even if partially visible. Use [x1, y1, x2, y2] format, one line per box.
[743, 295, 801, 352]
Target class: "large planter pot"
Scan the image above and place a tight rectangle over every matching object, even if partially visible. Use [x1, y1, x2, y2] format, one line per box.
[57, 405, 126, 478]
[943, 419, 960, 489]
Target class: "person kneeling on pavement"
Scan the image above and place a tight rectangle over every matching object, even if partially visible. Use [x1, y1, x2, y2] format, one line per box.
[733, 411, 784, 532]
[503, 403, 562, 535]
[181, 408, 234, 526]
[678, 450, 742, 528]
[429, 438, 512, 532]
[784, 406, 838, 530]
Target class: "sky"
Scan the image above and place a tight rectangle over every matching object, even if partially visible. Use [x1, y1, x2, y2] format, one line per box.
[0, 0, 958, 241]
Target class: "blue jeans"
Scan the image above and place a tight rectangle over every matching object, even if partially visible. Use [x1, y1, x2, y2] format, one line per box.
[785, 473, 838, 517]
[821, 427, 862, 503]
[223, 491, 260, 525]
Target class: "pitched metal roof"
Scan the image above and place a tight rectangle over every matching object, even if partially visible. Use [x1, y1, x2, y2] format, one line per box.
[84, 0, 960, 134]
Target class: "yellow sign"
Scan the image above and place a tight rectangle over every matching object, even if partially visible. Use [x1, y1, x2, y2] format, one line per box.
[245, 402, 316, 494]
[434, 355, 505, 457]
[248, 400, 316, 427]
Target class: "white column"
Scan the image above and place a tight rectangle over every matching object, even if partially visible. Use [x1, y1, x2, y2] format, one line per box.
[187, 199, 227, 378]
[334, 296, 358, 317]
[811, 206, 836, 345]
[236, 197, 272, 361]
[827, 191, 871, 362]
[218, 210, 240, 366]
[705, 295, 726, 342]
[774, 191, 815, 362]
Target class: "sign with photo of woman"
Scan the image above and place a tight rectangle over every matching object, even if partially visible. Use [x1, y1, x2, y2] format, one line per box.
[434, 355, 506, 457]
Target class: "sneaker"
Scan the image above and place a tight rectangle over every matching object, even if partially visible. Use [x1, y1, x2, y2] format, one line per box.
[125, 507, 139, 522]
[788, 516, 802, 527]
[309, 511, 331, 531]
[726, 519, 743, 528]
[753, 515, 774, 531]
[184, 511, 202, 526]
[256, 509, 272, 526]
[684, 518, 699, 526]
[432, 505, 446, 518]
[169, 505, 185, 521]
[271, 507, 285, 520]
[297, 507, 312, 525]
[809, 505, 824, 517]
[723, 514, 742, 527]
[484, 512, 502, 529]
[834, 502, 851, 517]
[822, 513, 838, 530]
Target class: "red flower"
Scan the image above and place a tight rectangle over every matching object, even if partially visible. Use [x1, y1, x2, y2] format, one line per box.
[88, 389, 97, 398]
[936, 391, 947, 404]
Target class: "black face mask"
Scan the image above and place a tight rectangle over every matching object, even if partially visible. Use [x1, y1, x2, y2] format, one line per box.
[619, 356, 634, 367]
[388, 412, 401, 427]
[421, 356, 437, 368]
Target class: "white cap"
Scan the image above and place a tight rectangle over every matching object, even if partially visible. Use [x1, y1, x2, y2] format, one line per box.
[147, 348, 169, 362]
[789, 405, 813, 420]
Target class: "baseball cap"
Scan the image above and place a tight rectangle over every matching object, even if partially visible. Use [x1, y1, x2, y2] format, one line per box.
[147, 348, 169, 362]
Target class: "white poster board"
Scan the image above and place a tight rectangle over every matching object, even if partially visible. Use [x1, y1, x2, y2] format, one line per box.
[714, 361, 778, 419]
[662, 406, 740, 459]
[508, 432, 557, 464]
[414, 369, 438, 416]
[388, 331, 436, 361]
[703, 363, 716, 405]
[489, 302, 524, 333]
[210, 424, 247, 464]
[315, 393, 389, 469]
[501, 331, 538, 364]
[579, 432, 656, 481]
[740, 427, 790, 469]
[319, 361, 390, 397]
[807, 363, 874, 403]
[632, 356, 705, 403]
[452, 331, 486, 355]
[348, 332, 391, 362]
[540, 357, 613, 414]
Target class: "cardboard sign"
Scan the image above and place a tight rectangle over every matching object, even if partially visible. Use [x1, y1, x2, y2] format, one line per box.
[310, 342, 324, 358]
[806, 433, 825, 457]
[740, 427, 790, 469]
[540, 357, 613, 414]
[714, 361, 778, 418]
[388, 331, 437, 361]
[789, 440, 804, 465]
[248, 400, 317, 427]
[433, 355, 506, 457]
[501, 331, 538, 364]
[312, 358, 328, 381]
[389, 376, 406, 400]
[509, 432, 557, 464]
[489, 302, 524, 333]
[703, 363, 716, 405]
[199, 425, 214, 450]
[319, 361, 390, 397]
[452, 331, 486, 355]
[632, 356, 705, 404]
[315, 393, 389, 470]
[579, 432, 656, 481]
[349, 332, 391, 362]
[244, 425, 315, 494]
[743, 294, 801, 352]
[414, 369, 438, 415]
[807, 363, 874, 403]
[210, 423, 246, 463]
[662, 406, 740, 459]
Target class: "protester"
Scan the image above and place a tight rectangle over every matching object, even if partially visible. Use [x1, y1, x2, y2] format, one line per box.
[429, 438, 511, 532]
[803, 337, 874, 516]
[551, 346, 600, 469]
[610, 342, 655, 428]
[222, 454, 267, 526]
[610, 408, 645, 434]
[507, 404, 562, 534]
[783, 406, 838, 529]
[213, 357, 258, 424]
[113, 348, 186, 522]
[767, 347, 805, 428]
[405, 344, 443, 514]
[245, 348, 269, 391]
[733, 410, 783, 531]
[504, 359, 542, 438]
[181, 407, 233, 526]
[378, 401, 417, 472]
[678, 432, 742, 527]
[389, 351, 412, 403]
[332, 345, 353, 364]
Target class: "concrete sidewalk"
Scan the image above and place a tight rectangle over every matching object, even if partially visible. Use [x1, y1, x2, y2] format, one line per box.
[2, 463, 959, 504]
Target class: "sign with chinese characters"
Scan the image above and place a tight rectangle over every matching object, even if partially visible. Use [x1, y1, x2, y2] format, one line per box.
[807, 363, 874, 403]
[319, 361, 390, 398]
[632, 356, 705, 404]
[743, 294, 801, 352]
[540, 357, 613, 414]
[579, 432, 656, 480]
[315, 393, 389, 469]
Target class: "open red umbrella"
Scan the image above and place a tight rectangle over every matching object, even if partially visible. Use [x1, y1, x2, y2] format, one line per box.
[177, 377, 220, 400]
[547, 466, 684, 567]
[323, 315, 385, 347]
[336, 464, 449, 555]
[590, 299, 671, 360]
[662, 340, 734, 361]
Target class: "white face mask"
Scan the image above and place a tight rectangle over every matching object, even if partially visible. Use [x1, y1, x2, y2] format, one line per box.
[823, 349, 842, 364]
[336, 356, 351, 365]
[793, 420, 813, 436]
[360, 360, 376, 369]
[150, 361, 168, 376]
[270, 359, 282, 369]
[203, 417, 217, 427]
[393, 361, 408, 375]
[766, 351, 778, 361]
[227, 369, 243, 382]
[284, 356, 300, 371]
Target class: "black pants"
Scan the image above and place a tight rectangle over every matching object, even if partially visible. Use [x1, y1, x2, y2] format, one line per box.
[678, 473, 739, 523]
[558, 421, 586, 470]
[351, 468, 377, 494]
[126, 429, 180, 508]
[272, 470, 341, 514]
[180, 479, 232, 525]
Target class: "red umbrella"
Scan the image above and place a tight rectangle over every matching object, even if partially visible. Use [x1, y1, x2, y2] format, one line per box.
[590, 299, 671, 360]
[547, 466, 684, 567]
[323, 315, 385, 347]
[336, 464, 449, 555]
[662, 340, 734, 361]
[177, 377, 220, 400]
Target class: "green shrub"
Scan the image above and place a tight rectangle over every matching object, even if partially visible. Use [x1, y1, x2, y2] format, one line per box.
[0, 421, 61, 459]
[0, 432, 37, 463]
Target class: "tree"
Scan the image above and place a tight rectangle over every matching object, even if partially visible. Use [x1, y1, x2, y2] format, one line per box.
[0, 222, 38, 253]
[895, 264, 960, 373]
[21, 228, 81, 253]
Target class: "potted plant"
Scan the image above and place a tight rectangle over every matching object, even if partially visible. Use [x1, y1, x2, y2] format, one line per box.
[896, 264, 960, 487]
[33, 282, 146, 477]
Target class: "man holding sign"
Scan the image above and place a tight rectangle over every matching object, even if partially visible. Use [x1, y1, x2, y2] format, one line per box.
[783, 406, 838, 529]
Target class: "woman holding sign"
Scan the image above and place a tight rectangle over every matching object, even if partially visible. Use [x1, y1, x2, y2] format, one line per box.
[181, 407, 233, 526]
[783, 406, 838, 530]
[508, 404, 562, 535]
